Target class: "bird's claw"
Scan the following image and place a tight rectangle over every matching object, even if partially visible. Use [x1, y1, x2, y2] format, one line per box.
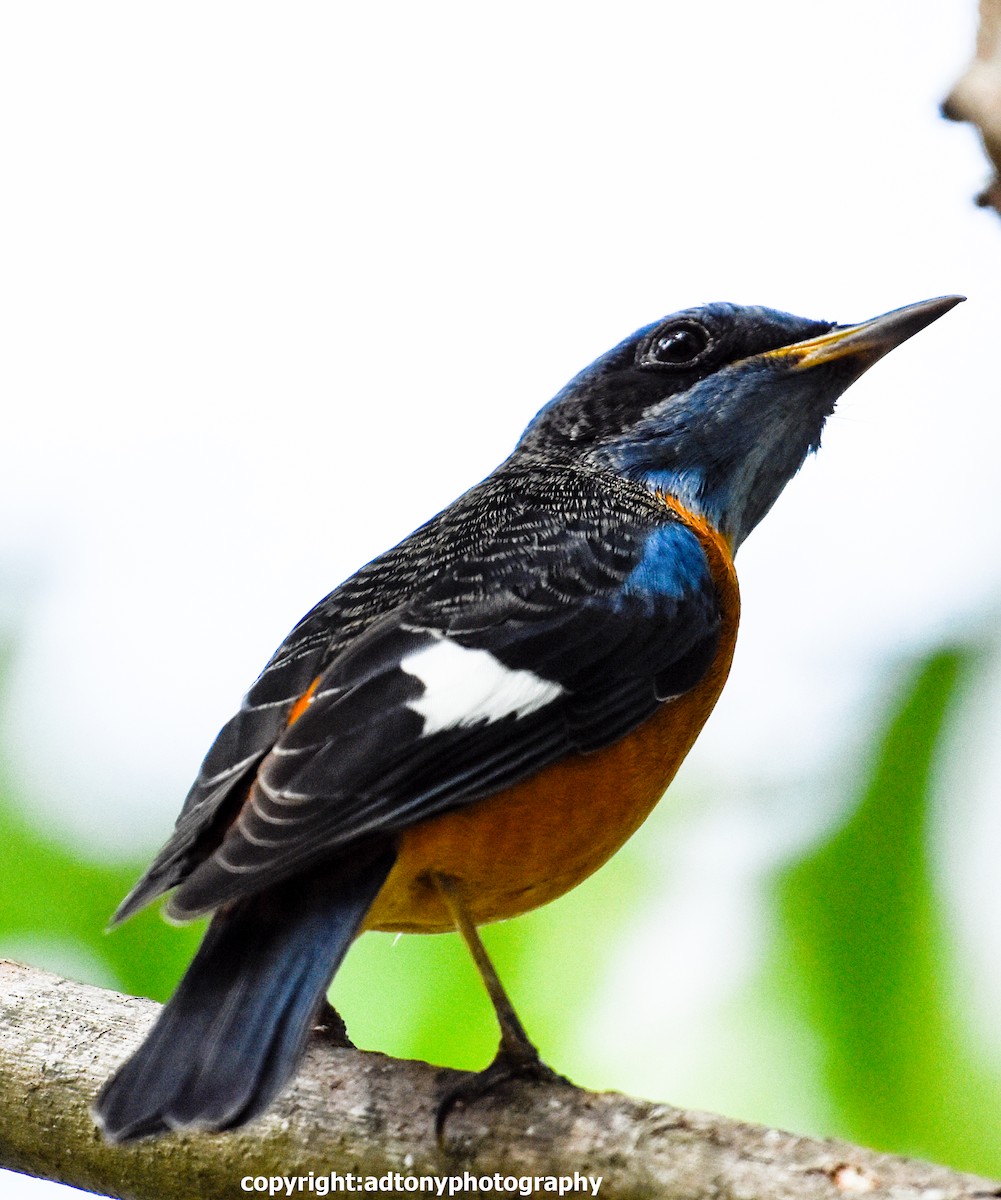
[436, 1045, 569, 1149]
[312, 999, 354, 1049]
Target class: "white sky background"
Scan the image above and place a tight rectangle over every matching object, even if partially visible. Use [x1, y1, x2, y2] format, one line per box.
[1, 1, 999, 1195]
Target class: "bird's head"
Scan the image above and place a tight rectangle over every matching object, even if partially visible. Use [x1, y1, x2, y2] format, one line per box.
[518, 297, 963, 549]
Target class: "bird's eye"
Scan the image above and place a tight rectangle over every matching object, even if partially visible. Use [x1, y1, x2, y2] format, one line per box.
[649, 321, 711, 366]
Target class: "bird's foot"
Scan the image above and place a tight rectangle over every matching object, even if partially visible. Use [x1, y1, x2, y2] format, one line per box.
[312, 999, 354, 1049]
[436, 1041, 570, 1149]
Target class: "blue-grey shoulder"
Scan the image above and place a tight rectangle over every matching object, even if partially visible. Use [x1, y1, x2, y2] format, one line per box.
[620, 520, 714, 602]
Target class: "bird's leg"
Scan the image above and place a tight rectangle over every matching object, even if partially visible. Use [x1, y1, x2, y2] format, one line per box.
[435, 873, 535, 1059]
[312, 997, 354, 1049]
[431, 872, 569, 1145]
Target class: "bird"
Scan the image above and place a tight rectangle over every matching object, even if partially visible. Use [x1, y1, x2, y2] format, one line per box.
[92, 294, 962, 1143]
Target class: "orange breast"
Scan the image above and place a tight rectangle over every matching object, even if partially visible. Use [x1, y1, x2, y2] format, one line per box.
[364, 500, 740, 933]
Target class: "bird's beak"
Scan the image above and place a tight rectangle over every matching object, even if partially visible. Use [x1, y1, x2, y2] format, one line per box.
[763, 295, 965, 371]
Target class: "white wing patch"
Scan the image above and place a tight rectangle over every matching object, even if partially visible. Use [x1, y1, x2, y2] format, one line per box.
[401, 637, 564, 737]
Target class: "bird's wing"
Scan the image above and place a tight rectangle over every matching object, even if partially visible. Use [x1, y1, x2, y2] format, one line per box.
[162, 472, 724, 919]
[113, 467, 516, 922]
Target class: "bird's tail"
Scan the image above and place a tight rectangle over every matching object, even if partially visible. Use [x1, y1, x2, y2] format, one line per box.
[92, 848, 395, 1142]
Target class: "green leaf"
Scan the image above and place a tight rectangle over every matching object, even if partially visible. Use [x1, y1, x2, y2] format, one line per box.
[773, 645, 1001, 1175]
[0, 780, 202, 1002]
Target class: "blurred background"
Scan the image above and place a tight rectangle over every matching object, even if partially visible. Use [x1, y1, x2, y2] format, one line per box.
[1, 1, 999, 1195]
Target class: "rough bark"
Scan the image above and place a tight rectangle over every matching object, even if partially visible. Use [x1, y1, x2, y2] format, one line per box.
[943, 0, 1001, 213]
[1, 960, 998, 1200]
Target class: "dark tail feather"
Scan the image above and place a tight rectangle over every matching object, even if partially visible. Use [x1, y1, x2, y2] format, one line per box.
[92, 847, 395, 1142]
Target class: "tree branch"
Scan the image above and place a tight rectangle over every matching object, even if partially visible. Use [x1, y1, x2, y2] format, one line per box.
[1, 960, 998, 1200]
[943, 0, 1001, 214]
